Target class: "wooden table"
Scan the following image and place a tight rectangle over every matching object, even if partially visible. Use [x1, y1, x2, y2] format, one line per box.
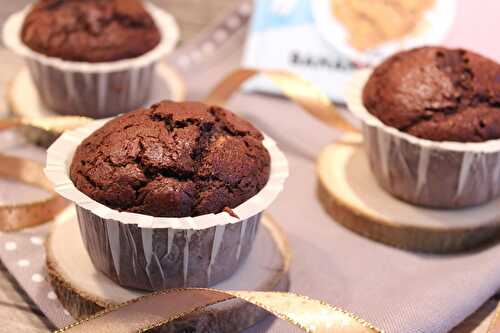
[0, 1, 498, 332]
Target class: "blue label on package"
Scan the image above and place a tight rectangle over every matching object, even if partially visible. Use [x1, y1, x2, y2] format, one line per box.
[242, 0, 454, 102]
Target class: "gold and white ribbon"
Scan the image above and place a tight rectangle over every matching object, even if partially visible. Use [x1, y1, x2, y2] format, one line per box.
[55, 288, 381, 333]
[488, 302, 500, 333]
[0, 116, 74, 231]
[204, 68, 359, 133]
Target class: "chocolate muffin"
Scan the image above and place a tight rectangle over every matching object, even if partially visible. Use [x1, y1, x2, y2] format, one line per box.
[363, 46, 500, 142]
[21, 0, 161, 63]
[70, 101, 271, 217]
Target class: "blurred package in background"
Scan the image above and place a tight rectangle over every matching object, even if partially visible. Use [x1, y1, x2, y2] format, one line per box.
[243, 0, 500, 103]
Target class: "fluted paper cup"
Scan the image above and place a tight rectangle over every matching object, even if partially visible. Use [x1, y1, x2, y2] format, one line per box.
[45, 118, 289, 291]
[346, 69, 500, 209]
[3, 3, 179, 118]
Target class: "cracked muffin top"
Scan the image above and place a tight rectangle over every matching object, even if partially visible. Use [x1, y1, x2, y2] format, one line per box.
[362, 46, 500, 142]
[21, 0, 161, 62]
[70, 101, 271, 218]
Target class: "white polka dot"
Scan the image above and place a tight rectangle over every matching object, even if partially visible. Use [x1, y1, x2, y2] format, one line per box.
[214, 29, 229, 43]
[48, 291, 57, 300]
[201, 42, 215, 55]
[226, 16, 242, 29]
[17, 260, 30, 268]
[239, 2, 252, 16]
[32, 274, 44, 283]
[177, 56, 190, 68]
[190, 50, 202, 63]
[5, 242, 17, 251]
[30, 236, 43, 246]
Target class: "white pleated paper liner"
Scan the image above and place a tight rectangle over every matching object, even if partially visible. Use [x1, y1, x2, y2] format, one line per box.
[3, 2, 180, 117]
[3, 2, 179, 73]
[345, 69, 500, 208]
[44, 118, 289, 230]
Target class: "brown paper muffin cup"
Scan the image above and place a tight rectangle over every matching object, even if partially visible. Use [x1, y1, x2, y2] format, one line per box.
[45, 118, 289, 291]
[346, 70, 500, 209]
[3, 3, 179, 118]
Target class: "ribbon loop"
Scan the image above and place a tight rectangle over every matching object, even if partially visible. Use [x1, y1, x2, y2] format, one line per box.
[55, 288, 381, 333]
[204, 68, 359, 133]
[0, 121, 70, 231]
[0, 152, 68, 231]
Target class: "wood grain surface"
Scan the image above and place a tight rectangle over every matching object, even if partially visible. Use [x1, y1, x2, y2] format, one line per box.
[0, 1, 497, 332]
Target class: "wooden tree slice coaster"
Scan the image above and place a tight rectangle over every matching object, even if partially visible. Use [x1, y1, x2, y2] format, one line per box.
[46, 210, 290, 332]
[317, 138, 500, 253]
[6, 64, 186, 147]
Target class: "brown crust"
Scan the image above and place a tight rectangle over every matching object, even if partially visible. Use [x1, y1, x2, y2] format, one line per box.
[45, 214, 291, 331]
[70, 101, 271, 218]
[363, 46, 500, 142]
[21, 0, 161, 63]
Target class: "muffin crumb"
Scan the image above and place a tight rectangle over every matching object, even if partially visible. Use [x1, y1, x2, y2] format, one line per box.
[223, 207, 239, 219]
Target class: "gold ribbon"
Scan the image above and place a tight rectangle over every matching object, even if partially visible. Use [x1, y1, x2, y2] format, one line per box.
[0, 116, 88, 231]
[0, 153, 68, 231]
[204, 68, 359, 133]
[0, 122, 70, 231]
[0, 116, 91, 134]
[488, 302, 500, 333]
[55, 288, 381, 333]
